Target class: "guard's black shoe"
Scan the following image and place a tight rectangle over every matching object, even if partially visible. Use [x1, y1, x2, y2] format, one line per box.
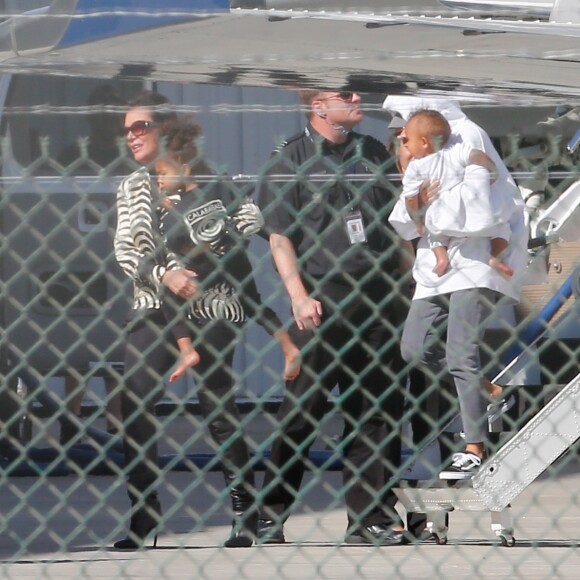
[256, 519, 286, 544]
[344, 524, 404, 546]
[401, 530, 437, 545]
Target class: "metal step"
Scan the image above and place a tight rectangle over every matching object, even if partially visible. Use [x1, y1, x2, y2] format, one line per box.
[473, 372, 580, 511]
[394, 480, 515, 545]
[394, 480, 485, 514]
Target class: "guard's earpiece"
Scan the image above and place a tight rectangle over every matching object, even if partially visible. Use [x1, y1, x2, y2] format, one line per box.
[315, 109, 327, 119]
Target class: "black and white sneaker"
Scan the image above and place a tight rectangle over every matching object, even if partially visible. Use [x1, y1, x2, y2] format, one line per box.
[439, 452, 482, 480]
[487, 394, 516, 426]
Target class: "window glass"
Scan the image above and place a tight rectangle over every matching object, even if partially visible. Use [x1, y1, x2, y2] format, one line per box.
[1, 75, 143, 176]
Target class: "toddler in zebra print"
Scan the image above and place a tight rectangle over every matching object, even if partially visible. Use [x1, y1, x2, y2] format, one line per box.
[154, 121, 301, 384]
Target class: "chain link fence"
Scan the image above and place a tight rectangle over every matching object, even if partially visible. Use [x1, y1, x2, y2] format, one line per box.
[0, 88, 579, 578]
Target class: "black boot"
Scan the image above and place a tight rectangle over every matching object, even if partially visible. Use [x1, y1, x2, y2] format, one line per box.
[224, 487, 258, 548]
[201, 392, 257, 547]
[113, 493, 162, 550]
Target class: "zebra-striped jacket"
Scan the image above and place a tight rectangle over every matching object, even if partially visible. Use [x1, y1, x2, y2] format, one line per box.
[114, 167, 279, 333]
[114, 167, 177, 312]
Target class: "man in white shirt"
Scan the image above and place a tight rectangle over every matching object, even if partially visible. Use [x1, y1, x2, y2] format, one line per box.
[385, 96, 527, 478]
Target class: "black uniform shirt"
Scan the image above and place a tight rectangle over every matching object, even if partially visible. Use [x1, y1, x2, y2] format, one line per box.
[257, 124, 399, 283]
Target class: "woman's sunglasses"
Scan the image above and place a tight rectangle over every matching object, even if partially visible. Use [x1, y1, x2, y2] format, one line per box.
[122, 120, 157, 137]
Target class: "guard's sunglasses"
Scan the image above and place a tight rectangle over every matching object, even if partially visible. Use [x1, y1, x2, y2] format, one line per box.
[318, 91, 356, 102]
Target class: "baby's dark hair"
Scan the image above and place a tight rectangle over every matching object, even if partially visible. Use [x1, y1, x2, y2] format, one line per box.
[162, 120, 213, 176]
[408, 109, 451, 150]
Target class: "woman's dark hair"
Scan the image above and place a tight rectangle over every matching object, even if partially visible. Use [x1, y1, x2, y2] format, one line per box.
[128, 90, 178, 132]
[163, 119, 214, 176]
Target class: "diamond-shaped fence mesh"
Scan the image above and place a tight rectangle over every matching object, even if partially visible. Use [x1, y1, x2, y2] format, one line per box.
[0, 83, 579, 578]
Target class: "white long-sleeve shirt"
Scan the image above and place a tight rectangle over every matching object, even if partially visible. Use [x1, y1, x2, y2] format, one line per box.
[402, 139, 512, 242]
[385, 96, 528, 302]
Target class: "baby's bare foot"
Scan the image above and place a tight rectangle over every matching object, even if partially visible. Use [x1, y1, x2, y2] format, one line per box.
[432, 258, 449, 277]
[169, 350, 201, 383]
[283, 347, 301, 381]
[489, 257, 513, 278]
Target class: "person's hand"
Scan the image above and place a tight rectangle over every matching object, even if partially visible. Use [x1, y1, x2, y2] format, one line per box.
[161, 269, 198, 299]
[291, 296, 323, 330]
[418, 178, 440, 207]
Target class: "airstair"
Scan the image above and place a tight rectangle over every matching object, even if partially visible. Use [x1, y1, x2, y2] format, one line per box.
[396, 367, 580, 546]
[395, 181, 580, 546]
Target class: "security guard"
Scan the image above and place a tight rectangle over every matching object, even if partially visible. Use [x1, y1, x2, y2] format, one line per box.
[256, 89, 409, 546]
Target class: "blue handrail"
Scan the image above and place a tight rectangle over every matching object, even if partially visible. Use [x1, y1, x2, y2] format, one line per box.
[500, 264, 579, 367]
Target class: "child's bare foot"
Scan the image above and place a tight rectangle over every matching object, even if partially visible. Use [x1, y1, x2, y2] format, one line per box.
[283, 345, 301, 381]
[432, 257, 449, 277]
[169, 349, 201, 383]
[489, 257, 513, 278]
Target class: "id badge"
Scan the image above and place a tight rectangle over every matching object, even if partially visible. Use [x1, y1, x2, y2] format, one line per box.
[344, 210, 367, 244]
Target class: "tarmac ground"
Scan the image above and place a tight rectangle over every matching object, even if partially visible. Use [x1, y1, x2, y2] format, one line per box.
[2, 413, 580, 578]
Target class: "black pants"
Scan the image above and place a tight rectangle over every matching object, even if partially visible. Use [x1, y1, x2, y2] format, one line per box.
[0, 346, 20, 458]
[260, 281, 406, 529]
[122, 311, 253, 500]
[122, 311, 175, 497]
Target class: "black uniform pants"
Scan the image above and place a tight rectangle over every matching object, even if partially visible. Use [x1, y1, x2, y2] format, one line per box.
[260, 280, 406, 529]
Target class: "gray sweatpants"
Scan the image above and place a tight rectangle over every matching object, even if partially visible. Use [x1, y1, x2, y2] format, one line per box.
[401, 288, 498, 443]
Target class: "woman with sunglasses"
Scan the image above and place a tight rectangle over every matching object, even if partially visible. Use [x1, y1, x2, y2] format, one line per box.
[113, 91, 199, 550]
[113, 92, 298, 550]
